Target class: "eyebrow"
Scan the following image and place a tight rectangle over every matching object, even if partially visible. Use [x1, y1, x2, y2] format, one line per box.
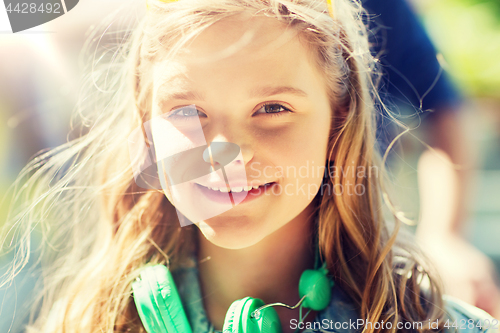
[162, 90, 205, 101]
[156, 84, 308, 107]
[156, 86, 205, 109]
[249, 85, 308, 98]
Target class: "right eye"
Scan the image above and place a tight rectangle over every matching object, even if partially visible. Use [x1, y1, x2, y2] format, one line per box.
[168, 106, 206, 118]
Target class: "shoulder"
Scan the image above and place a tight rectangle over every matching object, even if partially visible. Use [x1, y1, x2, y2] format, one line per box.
[442, 295, 499, 333]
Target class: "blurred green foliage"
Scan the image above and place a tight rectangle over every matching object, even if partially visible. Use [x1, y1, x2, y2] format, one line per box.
[459, 0, 500, 17]
[417, 0, 500, 98]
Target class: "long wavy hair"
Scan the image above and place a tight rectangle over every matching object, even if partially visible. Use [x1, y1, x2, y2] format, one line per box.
[1, 0, 446, 332]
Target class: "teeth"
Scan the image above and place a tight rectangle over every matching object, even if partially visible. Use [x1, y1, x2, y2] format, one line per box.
[202, 183, 274, 192]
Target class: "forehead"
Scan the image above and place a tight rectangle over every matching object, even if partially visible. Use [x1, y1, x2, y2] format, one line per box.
[153, 13, 325, 98]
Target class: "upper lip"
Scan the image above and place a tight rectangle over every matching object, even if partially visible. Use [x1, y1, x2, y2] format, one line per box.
[195, 181, 276, 188]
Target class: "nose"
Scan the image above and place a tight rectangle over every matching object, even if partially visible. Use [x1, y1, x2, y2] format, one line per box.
[203, 122, 255, 166]
[203, 142, 243, 168]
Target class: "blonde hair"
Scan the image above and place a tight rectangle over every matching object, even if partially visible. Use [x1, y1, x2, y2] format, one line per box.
[1, 0, 446, 332]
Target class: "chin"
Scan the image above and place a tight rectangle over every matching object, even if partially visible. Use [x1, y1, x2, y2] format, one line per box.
[195, 217, 268, 250]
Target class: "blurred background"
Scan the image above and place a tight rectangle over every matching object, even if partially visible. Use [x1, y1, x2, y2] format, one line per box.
[398, 0, 500, 263]
[387, 0, 500, 281]
[0, 0, 499, 331]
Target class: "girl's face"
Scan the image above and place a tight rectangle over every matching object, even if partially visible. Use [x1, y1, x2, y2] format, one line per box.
[151, 14, 332, 249]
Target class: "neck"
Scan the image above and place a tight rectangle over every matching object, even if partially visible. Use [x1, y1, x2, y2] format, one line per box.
[196, 208, 318, 332]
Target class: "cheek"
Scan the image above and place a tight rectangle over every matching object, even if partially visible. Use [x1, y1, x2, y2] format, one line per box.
[286, 118, 330, 161]
[255, 116, 331, 182]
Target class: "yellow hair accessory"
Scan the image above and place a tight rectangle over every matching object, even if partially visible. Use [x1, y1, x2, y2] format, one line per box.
[147, 0, 335, 19]
[146, 0, 177, 10]
[325, 0, 335, 19]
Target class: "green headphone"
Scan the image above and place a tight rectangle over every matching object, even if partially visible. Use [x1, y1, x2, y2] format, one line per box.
[131, 258, 333, 333]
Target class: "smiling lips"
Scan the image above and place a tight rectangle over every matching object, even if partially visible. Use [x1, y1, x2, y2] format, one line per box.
[196, 182, 275, 193]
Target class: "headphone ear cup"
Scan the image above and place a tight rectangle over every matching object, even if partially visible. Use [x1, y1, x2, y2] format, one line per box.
[132, 265, 193, 333]
[298, 267, 333, 311]
[241, 298, 282, 333]
[223, 297, 249, 333]
[223, 297, 282, 333]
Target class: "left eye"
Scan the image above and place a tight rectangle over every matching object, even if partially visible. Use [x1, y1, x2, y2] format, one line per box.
[254, 103, 291, 115]
[168, 106, 206, 118]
